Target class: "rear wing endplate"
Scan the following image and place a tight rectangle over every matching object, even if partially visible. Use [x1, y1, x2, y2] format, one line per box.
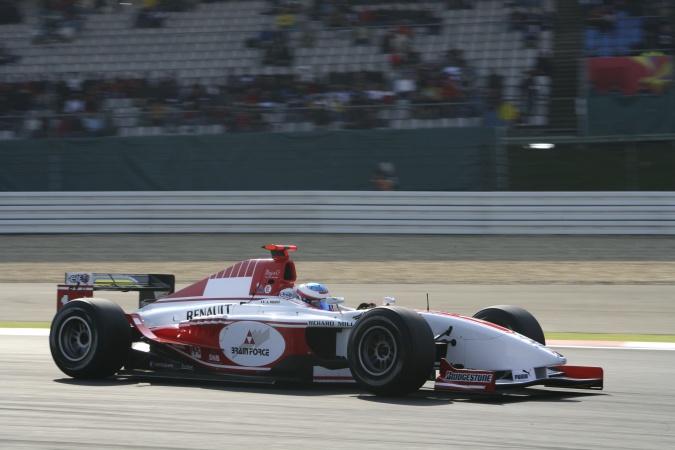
[57, 272, 175, 310]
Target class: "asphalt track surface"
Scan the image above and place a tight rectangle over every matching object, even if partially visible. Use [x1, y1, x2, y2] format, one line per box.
[1, 234, 675, 448]
[1, 336, 673, 449]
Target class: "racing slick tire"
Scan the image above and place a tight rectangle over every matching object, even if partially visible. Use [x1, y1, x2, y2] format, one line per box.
[347, 306, 435, 397]
[473, 305, 546, 345]
[49, 298, 131, 379]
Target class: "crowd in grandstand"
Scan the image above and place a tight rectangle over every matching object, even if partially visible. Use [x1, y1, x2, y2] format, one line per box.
[0, 66, 491, 138]
[0, 0, 672, 139]
[583, 0, 673, 57]
[0, 0, 560, 138]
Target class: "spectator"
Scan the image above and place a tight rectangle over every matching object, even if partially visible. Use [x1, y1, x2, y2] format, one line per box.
[81, 113, 107, 137]
[353, 26, 371, 46]
[31, 0, 86, 43]
[371, 162, 399, 191]
[486, 69, 504, 101]
[519, 70, 538, 119]
[0, 43, 21, 65]
[0, 0, 22, 25]
[298, 22, 316, 48]
[393, 71, 417, 99]
[135, 0, 167, 28]
[534, 51, 553, 76]
[22, 110, 48, 139]
[523, 9, 543, 48]
[147, 99, 169, 127]
[263, 36, 293, 66]
[498, 98, 520, 128]
[507, 4, 526, 32]
[275, 7, 296, 34]
[447, 0, 474, 10]
[483, 96, 500, 127]
[63, 93, 86, 114]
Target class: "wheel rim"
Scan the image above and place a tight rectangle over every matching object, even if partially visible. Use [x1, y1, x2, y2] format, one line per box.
[357, 325, 397, 377]
[58, 316, 93, 362]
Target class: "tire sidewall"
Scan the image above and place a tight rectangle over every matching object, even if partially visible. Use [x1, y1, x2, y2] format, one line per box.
[350, 313, 406, 387]
[50, 304, 100, 373]
[348, 306, 435, 396]
[49, 298, 130, 378]
[473, 305, 546, 345]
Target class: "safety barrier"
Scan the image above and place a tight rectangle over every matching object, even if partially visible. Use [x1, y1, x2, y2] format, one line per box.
[1, 191, 675, 234]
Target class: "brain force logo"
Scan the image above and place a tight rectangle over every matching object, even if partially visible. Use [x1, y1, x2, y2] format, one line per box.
[234, 329, 271, 358]
[219, 321, 285, 367]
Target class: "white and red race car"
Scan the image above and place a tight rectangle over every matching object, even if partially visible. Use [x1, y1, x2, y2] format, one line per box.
[50, 244, 603, 397]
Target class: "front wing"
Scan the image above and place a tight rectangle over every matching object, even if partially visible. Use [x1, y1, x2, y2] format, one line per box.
[434, 359, 603, 392]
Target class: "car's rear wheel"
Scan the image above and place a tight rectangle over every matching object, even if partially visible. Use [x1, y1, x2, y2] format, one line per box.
[472, 305, 546, 345]
[348, 306, 435, 397]
[50, 298, 131, 378]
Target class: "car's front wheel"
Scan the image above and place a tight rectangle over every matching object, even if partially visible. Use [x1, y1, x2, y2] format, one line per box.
[50, 298, 131, 378]
[347, 306, 435, 397]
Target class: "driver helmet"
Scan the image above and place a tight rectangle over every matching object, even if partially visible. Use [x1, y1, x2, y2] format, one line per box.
[295, 282, 331, 310]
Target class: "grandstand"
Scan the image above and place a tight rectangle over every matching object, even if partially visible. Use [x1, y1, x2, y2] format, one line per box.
[0, 0, 556, 139]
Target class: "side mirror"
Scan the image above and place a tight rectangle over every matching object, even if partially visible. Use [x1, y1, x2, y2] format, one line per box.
[324, 296, 345, 305]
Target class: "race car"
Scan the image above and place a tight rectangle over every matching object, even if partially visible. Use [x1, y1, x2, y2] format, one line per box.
[49, 244, 603, 397]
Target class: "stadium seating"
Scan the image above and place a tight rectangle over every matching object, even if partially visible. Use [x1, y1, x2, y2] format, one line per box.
[0, 0, 555, 137]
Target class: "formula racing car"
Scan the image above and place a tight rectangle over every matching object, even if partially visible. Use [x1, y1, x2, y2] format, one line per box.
[50, 244, 603, 396]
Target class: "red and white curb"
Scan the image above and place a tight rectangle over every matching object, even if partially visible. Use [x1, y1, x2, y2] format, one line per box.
[2, 329, 674, 350]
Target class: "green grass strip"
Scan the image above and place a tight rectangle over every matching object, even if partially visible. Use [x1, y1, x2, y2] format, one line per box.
[546, 333, 675, 343]
[0, 322, 51, 328]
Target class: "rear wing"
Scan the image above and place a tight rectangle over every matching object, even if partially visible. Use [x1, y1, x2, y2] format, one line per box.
[57, 272, 175, 310]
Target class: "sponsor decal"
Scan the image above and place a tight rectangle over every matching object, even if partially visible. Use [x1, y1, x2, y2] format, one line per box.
[191, 346, 201, 358]
[232, 330, 270, 357]
[66, 273, 92, 285]
[444, 372, 493, 383]
[150, 361, 193, 370]
[513, 369, 533, 381]
[264, 285, 272, 294]
[279, 289, 297, 300]
[219, 321, 285, 367]
[264, 269, 281, 278]
[208, 353, 221, 362]
[186, 304, 229, 320]
[307, 320, 353, 327]
[260, 299, 281, 304]
[149, 361, 175, 369]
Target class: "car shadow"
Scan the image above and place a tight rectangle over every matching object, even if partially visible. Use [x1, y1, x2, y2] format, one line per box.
[53, 377, 605, 406]
[404, 387, 605, 405]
